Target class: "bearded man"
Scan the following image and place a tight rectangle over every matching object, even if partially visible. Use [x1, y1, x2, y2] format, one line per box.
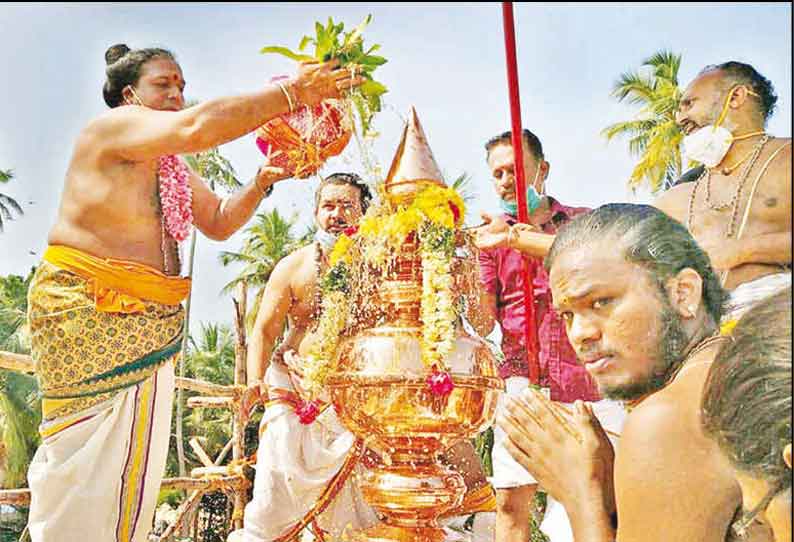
[498, 203, 773, 542]
[654, 61, 791, 322]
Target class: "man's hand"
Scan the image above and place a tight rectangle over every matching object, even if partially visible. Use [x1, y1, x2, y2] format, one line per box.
[254, 158, 290, 193]
[498, 389, 615, 518]
[472, 212, 511, 250]
[289, 60, 365, 108]
[240, 381, 266, 420]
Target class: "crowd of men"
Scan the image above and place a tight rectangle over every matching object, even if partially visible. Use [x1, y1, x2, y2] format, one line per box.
[20, 41, 791, 542]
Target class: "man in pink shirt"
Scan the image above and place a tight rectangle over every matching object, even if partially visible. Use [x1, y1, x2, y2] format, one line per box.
[470, 129, 625, 542]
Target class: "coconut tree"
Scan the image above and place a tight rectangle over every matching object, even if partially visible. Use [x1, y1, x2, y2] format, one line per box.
[602, 50, 684, 193]
[0, 169, 23, 232]
[218, 208, 313, 331]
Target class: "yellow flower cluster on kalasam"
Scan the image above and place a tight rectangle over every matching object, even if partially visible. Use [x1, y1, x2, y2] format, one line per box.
[302, 184, 467, 394]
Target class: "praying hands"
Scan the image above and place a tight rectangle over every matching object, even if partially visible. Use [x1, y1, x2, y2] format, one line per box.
[497, 388, 617, 541]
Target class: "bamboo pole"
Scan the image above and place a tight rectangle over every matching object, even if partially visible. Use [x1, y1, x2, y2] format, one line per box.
[0, 351, 34, 373]
[187, 396, 235, 409]
[230, 280, 248, 531]
[0, 489, 30, 506]
[175, 376, 239, 396]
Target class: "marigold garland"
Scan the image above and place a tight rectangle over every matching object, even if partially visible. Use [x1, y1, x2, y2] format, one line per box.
[302, 184, 466, 396]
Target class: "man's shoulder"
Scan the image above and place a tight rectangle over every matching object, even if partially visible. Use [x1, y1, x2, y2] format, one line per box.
[274, 243, 315, 273]
[622, 371, 707, 448]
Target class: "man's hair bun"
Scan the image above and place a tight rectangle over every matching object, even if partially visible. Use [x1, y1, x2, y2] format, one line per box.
[105, 44, 131, 65]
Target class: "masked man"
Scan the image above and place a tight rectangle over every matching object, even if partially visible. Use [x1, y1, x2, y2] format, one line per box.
[236, 173, 379, 542]
[469, 129, 626, 542]
[499, 203, 773, 542]
[654, 61, 791, 322]
[25, 43, 358, 542]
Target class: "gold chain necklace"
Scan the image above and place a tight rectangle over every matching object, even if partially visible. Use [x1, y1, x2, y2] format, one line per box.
[686, 134, 770, 237]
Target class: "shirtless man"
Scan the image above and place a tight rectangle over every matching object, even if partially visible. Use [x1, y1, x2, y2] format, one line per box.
[241, 172, 493, 541]
[25, 43, 359, 542]
[654, 61, 791, 319]
[239, 173, 378, 541]
[498, 203, 772, 542]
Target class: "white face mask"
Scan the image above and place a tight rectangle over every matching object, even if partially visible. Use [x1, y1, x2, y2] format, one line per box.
[682, 124, 734, 168]
[314, 228, 339, 250]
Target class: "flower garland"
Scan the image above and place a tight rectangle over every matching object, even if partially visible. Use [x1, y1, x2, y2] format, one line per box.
[303, 252, 353, 396]
[158, 155, 193, 242]
[419, 222, 457, 373]
[302, 184, 465, 398]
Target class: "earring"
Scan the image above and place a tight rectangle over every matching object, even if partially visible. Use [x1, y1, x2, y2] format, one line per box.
[688, 305, 697, 317]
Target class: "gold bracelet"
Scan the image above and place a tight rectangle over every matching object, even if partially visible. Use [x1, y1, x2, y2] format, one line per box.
[275, 81, 295, 113]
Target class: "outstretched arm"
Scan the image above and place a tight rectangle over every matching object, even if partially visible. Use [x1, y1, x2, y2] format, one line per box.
[91, 61, 362, 161]
[190, 161, 289, 241]
[473, 212, 554, 258]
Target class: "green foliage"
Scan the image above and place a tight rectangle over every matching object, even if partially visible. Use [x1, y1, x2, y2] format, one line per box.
[0, 268, 34, 353]
[421, 222, 455, 255]
[602, 50, 684, 193]
[261, 14, 388, 136]
[218, 208, 307, 295]
[320, 263, 351, 294]
[166, 323, 236, 477]
[0, 169, 23, 233]
[157, 487, 186, 507]
[0, 370, 41, 488]
[183, 147, 241, 193]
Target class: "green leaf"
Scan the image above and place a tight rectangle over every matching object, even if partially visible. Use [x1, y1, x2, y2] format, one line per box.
[360, 80, 388, 97]
[359, 55, 387, 67]
[345, 14, 372, 47]
[364, 44, 381, 55]
[298, 35, 314, 52]
[259, 46, 315, 62]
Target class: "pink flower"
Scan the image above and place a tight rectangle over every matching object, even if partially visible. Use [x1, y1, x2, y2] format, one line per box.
[158, 155, 194, 242]
[343, 225, 359, 237]
[296, 399, 321, 425]
[427, 368, 454, 397]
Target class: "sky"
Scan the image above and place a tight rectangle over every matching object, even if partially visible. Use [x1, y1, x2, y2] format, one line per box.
[0, 2, 791, 336]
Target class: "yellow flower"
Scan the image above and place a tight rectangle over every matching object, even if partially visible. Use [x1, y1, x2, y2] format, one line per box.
[329, 234, 354, 267]
[720, 319, 738, 336]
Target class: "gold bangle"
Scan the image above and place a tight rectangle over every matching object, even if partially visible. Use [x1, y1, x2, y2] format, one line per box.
[275, 81, 295, 113]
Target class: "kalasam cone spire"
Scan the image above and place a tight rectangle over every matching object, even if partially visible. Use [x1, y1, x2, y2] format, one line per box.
[384, 107, 446, 204]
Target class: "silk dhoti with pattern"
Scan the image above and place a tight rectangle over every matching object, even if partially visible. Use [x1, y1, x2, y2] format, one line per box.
[25, 245, 190, 542]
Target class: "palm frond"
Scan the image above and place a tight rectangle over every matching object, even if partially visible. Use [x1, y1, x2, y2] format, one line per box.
[604, 49, 685, 192]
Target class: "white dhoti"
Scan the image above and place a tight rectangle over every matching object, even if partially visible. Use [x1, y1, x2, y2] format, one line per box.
[237, 361, 377, 542]
[490, 376, 627, 542]
[26, 362, 175, 542]
[722, 272, 791, 323]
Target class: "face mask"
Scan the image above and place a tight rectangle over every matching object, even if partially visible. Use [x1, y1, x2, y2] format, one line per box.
[682, 124, 734, 168]
[314, 228, 339, 250]
[682, 85, 761, 168]
[499, 163, 543, 216]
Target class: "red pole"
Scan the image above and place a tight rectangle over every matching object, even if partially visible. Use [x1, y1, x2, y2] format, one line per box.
[501, 1, 540, 384]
